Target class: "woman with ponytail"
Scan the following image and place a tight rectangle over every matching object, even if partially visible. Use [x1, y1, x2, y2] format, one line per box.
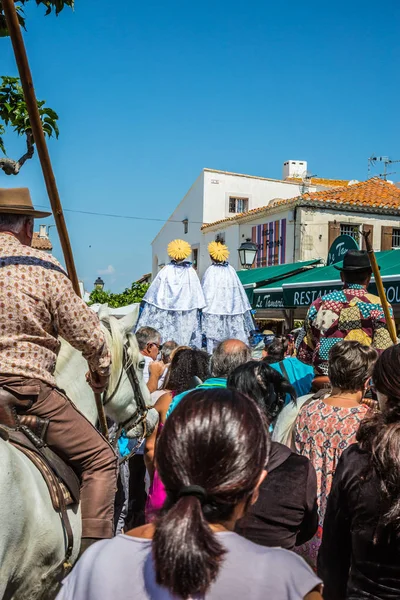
[58, 389, 322, 600]
[318, 344, 400, 599]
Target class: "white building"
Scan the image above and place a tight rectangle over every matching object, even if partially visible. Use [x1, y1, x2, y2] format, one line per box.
[151, 161, 344, 278]
[202, 178, 400, 269]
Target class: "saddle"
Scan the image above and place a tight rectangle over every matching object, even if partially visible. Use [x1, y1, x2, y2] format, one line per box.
[0, 388, 80, 511]
[0, 387, 80, 567]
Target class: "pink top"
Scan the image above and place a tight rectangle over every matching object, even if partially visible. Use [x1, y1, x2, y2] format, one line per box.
[145, 422, 166, 521]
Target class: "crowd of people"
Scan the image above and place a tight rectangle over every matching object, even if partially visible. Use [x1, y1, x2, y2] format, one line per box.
[1, 188, 399, 600]
[57, 332, 400, 599]
[58, 248, 400, 599]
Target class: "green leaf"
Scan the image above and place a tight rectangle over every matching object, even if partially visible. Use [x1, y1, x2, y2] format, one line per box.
[88, 282, 150, 308]
[0, 75, 60, 147]
[42, 123, 53, 136]
[0, 126, 6, 155]
[0, 0, 73, 36]
[42, 107, 59, 119]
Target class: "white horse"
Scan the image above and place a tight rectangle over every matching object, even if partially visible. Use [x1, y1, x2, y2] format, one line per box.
[0, 305, 159, 600]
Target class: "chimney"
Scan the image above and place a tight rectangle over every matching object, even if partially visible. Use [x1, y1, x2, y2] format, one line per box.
[39, 224, 48, 238]
[283, 160, 307, 180]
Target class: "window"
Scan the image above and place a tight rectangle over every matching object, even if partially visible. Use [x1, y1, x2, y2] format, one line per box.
[192, 248, 198, 271]
[229, 197, 249, 213]
[392, 228, 400, 248]
[340, 223, 360, 242]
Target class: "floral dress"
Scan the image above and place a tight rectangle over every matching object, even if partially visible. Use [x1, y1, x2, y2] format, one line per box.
[294, 397, 369, 569]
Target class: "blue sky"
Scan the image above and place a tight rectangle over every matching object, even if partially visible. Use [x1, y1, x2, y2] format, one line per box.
[1, 0, 399, 290]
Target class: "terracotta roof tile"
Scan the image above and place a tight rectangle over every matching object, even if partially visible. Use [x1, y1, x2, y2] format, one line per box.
[32, 232, 52, 251]
[286, 177, 350, 187]
[201, 178, 400, 230]
[298, 177, 400, 207]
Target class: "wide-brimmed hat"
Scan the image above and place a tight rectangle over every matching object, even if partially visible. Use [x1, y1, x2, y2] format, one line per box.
[334, 249, 373, 272]
[0, 188, 51, 219]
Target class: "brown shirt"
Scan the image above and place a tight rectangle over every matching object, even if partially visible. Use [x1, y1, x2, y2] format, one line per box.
[0, 233, 111, 386]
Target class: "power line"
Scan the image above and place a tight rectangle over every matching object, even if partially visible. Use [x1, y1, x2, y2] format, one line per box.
[35, 204, 205, 225]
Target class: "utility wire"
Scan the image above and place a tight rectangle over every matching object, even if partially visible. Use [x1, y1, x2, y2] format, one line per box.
[35, 204, 205, 225]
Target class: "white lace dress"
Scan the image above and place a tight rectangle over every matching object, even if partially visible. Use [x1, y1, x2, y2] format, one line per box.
[201, 263, 254, 353]
[135, 262, 205, 348]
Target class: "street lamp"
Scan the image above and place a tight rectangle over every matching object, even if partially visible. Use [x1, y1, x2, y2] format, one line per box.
[94, 276, 105, 291]
[238, 240, 258, 269]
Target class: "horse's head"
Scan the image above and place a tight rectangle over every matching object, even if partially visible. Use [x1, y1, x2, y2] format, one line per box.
[97, 304, 159, 439]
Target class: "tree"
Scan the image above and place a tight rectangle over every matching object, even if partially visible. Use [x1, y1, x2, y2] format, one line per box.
[0, 0, 74, 35]
[0, 76, 59, 174]
[89, 282, 150, 308]
[0, 0, 73, 174]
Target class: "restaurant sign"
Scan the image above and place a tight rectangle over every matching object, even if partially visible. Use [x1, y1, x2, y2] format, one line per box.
[254, 288, 285, 309]
[283, 283, 343, 307]
[253, 277, 400, 310]
[327, 234, 359, 265]
[285, 278, 400, 308]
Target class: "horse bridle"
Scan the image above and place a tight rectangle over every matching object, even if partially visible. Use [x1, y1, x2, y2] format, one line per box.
[102, 340, 149, 453]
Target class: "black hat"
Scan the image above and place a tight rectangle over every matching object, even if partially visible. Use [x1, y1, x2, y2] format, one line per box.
[334, 250, 373, 272]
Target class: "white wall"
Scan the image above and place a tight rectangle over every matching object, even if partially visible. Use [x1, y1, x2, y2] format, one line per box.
[151, 172, 205, 278]
[151, 168, 315, 279]
[298, 207, 400, 262]
[202, 169, 312, 224]
[202, 224, 241, 273]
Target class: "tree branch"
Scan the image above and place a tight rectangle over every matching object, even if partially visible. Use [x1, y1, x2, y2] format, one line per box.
[0, 129, 34, 175]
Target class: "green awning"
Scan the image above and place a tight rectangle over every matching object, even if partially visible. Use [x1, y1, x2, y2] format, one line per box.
[253, 249, 400, 308]
[238, 260, 321, 306]
[237, 260, 321, 289]
[253, 283, 286, 310]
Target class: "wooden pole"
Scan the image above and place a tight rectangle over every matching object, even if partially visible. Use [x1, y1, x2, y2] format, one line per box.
[362, 231, 397, 344]
[2, 0, 80, 296]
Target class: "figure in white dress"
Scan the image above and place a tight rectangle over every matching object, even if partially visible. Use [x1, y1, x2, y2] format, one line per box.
[136, 239, 205, 347]
[201, 241, 254, 354]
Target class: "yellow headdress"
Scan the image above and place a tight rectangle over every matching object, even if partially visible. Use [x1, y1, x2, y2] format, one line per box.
[208, 241, 230, 262]
[167, 239, 192, 261]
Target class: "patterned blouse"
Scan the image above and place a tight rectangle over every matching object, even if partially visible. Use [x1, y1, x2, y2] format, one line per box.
[0, 233, 111, 386]
[294, 397, 369, 569]
[297, 283, 393, 375]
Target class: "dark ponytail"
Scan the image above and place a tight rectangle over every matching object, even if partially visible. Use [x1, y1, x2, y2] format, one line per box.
[153, 388, 269, 598]
[357, 345, 400, 535]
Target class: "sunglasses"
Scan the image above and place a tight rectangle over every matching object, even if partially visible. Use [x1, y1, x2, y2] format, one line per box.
[148, 342, 163, 351]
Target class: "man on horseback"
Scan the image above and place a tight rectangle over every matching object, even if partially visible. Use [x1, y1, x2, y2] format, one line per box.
[0, 188, 117, 552]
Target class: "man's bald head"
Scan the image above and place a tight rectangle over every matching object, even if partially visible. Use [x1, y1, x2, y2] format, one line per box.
[211, 339, 251, 378]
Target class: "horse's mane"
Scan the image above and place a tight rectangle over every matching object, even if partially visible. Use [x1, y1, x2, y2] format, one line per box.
[102, 315, 140, 399]
[57, 313, 140, 399]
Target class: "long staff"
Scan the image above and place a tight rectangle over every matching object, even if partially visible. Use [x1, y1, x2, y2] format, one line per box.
[3, 0, 109, 437]
[2, 0, 80, 296]
[361, 230, 397, 344]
